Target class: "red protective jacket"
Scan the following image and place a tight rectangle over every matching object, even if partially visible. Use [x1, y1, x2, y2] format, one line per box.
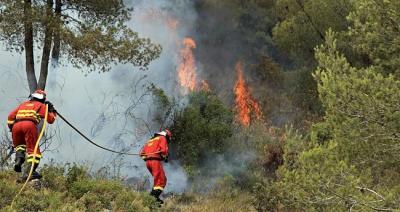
[140, 135, 169, 160]
[7, 100, 56, 158]
[7, 100, 56, 126]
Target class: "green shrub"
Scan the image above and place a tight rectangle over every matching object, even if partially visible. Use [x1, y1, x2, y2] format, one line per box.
[0, 165, 153, 211]
[310, 122, 333, 145]
[70, 179, 124, 209]
[66, 164, 90, 189]
[40, 164, 67, 191]
[170, 91, 233, 173]
[112, 191, 154, 212]
[0, 180, 18, 208]
[76, 192, 105, 211]
[13, 189, 65, 212]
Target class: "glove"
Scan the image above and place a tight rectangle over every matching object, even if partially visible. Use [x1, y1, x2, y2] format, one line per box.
[45, 101, 56, 113]
[8, 124, 13, 132]
[163, 155, 169, 163]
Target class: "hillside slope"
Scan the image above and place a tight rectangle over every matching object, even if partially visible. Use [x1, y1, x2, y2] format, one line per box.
[0, 165, 255, 211]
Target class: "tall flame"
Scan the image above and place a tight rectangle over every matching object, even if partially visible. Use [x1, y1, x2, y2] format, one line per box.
[178, 37, 197, 92]
[234, 62, 262, 126]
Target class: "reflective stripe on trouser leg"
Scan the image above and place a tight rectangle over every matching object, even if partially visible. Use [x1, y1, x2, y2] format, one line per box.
[15, 145, 26, 152]
[27, 154, 42, 164]
[153, 186, 164, 191]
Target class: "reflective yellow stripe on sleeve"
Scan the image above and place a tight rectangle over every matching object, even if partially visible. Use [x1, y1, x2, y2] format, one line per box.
[7, 120, 15, 124]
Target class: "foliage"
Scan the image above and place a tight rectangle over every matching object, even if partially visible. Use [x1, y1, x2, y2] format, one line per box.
[0, 165, 156, 211]
[170, 91, 233, 174]
[148, 84, 173, 127]
[0, 0, 161, 71]
[0, 165, 257, 211]
[345, 0, 400, 77]
[285, 67, 324, 121]
[314, 31, 400, 175]
[253, 128, 399, 211]
[273, 0, 351, 63]
[162, 176, 256, 212]
[254, 28, 400, 212]
[0, 0, 161, 91]
[65, 164, 90, 189]
[40, 164, 67, 192]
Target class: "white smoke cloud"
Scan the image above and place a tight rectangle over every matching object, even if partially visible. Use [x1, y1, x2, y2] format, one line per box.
[0, 0, 197, 194]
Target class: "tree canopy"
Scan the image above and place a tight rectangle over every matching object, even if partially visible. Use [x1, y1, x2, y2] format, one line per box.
[0, 0, 161, 92]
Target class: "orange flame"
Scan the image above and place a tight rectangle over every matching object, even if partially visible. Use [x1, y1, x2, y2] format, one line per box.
[178, 37, 197, 93]
[234, 62, 262, 126]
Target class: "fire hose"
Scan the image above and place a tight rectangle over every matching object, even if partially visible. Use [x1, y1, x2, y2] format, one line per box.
[56, 111, 158, 156]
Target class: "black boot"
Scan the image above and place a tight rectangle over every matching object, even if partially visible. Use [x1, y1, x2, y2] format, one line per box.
[17, 163, 42, 183]
[13, 151, 25, 173]
[150, 189, 164, 205]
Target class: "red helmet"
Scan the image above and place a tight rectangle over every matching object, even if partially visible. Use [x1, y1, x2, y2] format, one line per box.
[31, 89, 46, 100]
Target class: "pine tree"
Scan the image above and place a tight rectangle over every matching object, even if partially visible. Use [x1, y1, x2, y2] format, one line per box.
[0, 0, 161, 92]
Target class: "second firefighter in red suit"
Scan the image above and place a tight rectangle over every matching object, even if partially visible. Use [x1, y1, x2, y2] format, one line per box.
[7, 89, 57, 181]
[140, 129, 172, 204]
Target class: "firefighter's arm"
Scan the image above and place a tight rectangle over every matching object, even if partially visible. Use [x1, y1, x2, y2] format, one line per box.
[159, 137, 169, 162]
[45, 101, 57, 124]
[46, 112, 57, 124]
[7, 106, 19, 131]
[38, 104, 56, 124]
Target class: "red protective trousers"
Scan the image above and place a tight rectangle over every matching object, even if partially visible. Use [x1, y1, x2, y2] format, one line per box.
[146, 160, 167, 190]
[12, 121, 41, 156]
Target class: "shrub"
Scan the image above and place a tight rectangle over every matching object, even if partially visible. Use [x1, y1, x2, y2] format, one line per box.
[13, 190, 65, 211]
[0, 165, 153, 211]
[40, 164, 67, 191]
[66, 164, 90, 189]
[70, 179, 124, 209]
[112, 191, 155, 212]
[170, 91, 233, 173]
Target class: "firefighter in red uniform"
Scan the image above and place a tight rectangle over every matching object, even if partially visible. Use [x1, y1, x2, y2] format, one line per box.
[140, 129, 171, 204]
[7, 89, 57, 181]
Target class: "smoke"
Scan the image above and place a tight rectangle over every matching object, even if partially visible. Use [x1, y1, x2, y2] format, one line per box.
[0, 0, 202, 194]
[190, 150, 257, 193]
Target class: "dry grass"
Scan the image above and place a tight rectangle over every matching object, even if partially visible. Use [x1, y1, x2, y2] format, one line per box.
[161, 192, 256, 212]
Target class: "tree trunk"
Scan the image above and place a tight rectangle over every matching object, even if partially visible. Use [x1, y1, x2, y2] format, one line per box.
[51, 0, 62, 62]
[24, 0, 37, 93]
[38, 0, 54, 90]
